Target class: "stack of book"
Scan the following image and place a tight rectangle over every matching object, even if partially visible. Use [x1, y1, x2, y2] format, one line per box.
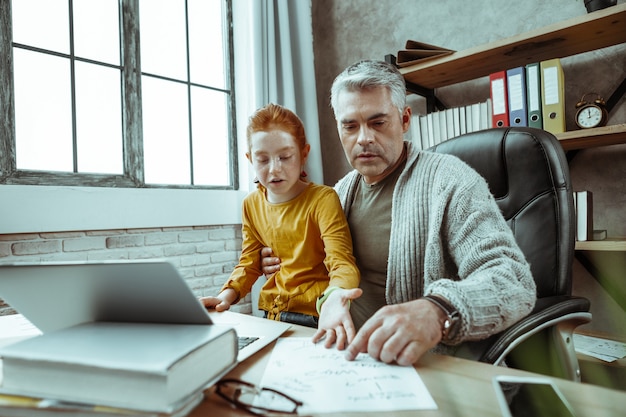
[395, 40, 454, 67]
[0, 321, 237, 417]
[489, 58, 565, 134]
[408, 99, 492, 150]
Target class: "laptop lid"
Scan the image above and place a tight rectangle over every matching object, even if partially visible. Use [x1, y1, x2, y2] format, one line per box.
[0, 260, 212, 333]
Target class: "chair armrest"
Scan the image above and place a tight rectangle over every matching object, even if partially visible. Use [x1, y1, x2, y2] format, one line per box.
[454, 296, 591, 364]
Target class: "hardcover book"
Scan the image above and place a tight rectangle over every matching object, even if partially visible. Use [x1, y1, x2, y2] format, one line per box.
[0, 322, 237, 413]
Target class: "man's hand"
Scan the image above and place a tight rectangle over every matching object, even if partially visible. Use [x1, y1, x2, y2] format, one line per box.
[312, 288, 363, 350]
[345, 299, 444, 366]
[199, 289, 237, 312]
[260, 247, 281, 276]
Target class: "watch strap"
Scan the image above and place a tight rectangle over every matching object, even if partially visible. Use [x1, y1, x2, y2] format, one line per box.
[422, 294, 460, 341]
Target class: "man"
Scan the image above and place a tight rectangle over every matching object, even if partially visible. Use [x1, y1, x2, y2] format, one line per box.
[262, 60, 536, 366]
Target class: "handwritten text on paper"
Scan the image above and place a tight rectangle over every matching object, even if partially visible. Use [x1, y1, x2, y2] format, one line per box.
[259, 337, 437, 414]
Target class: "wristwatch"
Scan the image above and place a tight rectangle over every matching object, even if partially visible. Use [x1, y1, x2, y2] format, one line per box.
[422, 295, 460, 341]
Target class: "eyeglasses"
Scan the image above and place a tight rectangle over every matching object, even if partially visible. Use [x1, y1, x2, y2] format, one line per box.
[215, 378, 303, 416]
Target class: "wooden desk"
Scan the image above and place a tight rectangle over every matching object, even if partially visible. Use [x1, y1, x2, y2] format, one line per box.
[193, 320, 626, 416]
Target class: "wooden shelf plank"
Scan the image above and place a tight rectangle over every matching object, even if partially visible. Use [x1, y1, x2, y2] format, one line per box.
[575, 238, 626, 252]
[556, 123, 626, 150]
[399, 4, 626, 90]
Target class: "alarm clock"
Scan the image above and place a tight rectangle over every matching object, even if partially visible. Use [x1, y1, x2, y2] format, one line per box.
[575, 93, 608, 129]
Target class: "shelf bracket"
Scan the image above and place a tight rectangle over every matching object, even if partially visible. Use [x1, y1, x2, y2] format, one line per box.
[606, 76, 626, 114]
[384, 54, 446, 113]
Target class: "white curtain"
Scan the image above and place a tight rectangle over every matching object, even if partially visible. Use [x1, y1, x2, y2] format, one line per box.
[233, 0, 323, 186]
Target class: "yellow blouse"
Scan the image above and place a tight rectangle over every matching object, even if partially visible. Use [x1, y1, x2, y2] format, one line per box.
[222, 182, 360, 318]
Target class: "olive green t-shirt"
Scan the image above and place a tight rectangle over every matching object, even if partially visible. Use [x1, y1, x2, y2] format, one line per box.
[348, 165, 404, 330]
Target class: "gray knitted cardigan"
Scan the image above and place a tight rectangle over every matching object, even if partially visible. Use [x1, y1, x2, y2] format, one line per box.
[334, 142, 536, 349]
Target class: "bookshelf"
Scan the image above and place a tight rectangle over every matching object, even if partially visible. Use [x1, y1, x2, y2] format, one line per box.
[556, 123, 626, 151]
[575, 238, 626, 252]
[397, 5, 626, 254]
[398, 5, 625, 90]
[397, 4, 626, 148]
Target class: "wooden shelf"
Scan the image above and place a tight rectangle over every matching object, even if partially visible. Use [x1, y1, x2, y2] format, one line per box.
[399, 4, 626, 90]
[556, 123, 626, 150]
[575, 238, 626, 252]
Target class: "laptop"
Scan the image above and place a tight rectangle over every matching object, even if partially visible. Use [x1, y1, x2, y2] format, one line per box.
[0, 260, 290, 362]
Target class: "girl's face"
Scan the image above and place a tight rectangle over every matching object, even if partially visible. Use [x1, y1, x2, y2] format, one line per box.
[247, 130, 310, 203]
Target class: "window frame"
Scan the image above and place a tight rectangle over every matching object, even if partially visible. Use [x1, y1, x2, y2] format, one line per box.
[0, 0, 249, 234]
[0, 0, 238, 191]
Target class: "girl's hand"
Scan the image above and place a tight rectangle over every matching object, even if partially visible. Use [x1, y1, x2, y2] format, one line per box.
[312, 288, 363, 350]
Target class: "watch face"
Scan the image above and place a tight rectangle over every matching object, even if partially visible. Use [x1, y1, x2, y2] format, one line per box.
[576, 105, 603, 128]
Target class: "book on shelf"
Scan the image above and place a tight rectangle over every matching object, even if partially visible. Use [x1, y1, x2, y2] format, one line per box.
[395, 40, 454, 67]
[575, 190, 593, 241]
[410, 99, 493, 149]
[0, 391, 203, 417]
[471, 102, 482, 131]
[432, 110, 442, 144]
[459, 105, 467, 135]
[408, 112, 421, 149]
[420, 113, 430, 149]
[0, 322, 237, 414]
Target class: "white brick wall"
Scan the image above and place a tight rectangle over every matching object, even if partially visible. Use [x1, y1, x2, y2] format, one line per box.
[0, 225, 251, 316]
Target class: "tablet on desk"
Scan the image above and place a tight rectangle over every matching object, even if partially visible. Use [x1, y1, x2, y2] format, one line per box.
[493, 375, 577, 417]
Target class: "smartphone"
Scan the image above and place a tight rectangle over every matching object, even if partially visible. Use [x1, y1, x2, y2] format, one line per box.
[492, 375, 578, 417]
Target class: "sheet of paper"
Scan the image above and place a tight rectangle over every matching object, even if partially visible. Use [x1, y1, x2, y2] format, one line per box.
[259, 337, 437, 414]
[574, 333, 626, 362]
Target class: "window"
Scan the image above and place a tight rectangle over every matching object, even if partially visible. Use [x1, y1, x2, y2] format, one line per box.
[0, 0, 237, 189]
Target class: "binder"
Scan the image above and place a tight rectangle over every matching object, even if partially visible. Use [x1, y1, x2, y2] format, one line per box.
[525, 63, 543, 129]
[489, 71, 509, 128]
[540, 59, 565, 134]
[506, 67, 527, 127]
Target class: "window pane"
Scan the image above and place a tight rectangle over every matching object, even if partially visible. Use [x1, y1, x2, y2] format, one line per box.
[142, 76, 190, 185]
[14, 49, 73, 172]
[191, 87, 230, 186]
[73, 0, 120, 65]
[139, 0, 187, 80]
[188, 0, 225, 88]
[11, 0, 69, 54]
[75, 62, 123, 174]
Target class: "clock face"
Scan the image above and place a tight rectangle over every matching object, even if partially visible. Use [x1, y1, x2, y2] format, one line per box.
[576, 105, 604, 128]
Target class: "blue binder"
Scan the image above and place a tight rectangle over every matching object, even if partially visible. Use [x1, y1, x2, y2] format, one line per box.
[506, 67, 528, 127]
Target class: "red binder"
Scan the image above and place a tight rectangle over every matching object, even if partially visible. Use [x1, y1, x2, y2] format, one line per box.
[490, 71, 509, 128]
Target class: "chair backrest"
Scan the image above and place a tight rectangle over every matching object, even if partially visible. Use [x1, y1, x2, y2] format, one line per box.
[430, 127, 575, 298]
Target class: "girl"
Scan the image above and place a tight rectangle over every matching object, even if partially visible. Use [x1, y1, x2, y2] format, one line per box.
[200, 104, 359, 329]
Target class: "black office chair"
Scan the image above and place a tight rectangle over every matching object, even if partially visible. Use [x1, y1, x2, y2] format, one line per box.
[430, 127, 592, 381]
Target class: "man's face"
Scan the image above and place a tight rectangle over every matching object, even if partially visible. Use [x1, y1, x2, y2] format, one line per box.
[335, 86, 410, 184]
